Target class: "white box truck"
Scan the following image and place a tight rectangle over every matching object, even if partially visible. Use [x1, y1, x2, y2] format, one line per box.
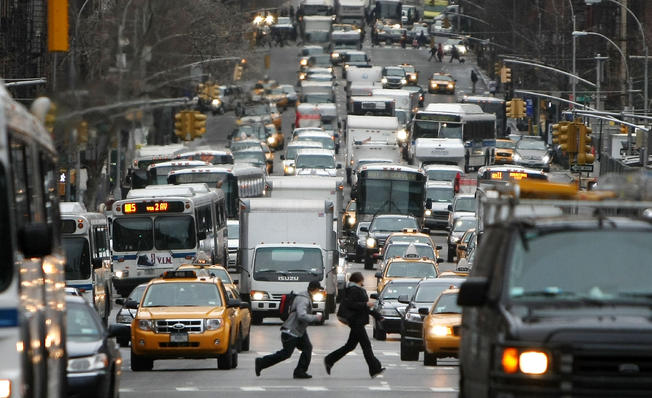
[345, 114, 400, 182]
[239, 199, 337, 324]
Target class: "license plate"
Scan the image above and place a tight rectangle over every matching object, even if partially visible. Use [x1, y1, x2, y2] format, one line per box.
[170, 332, 188, 343]
[432, 149, 448, 155]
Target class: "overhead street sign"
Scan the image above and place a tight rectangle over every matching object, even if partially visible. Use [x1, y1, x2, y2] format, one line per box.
[570, 164, 594, 173]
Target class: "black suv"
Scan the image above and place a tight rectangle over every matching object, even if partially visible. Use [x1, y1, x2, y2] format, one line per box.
[458, 215, 652, 397]
[399, 277, 464, 361]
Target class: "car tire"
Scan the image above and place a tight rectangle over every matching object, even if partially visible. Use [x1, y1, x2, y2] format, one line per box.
[373, 323, 387, 341]
[218, 340, 237, 369]
[251, 314, 263, 325]
[364, 258, 374, 270]
[117, 336, 130, 348]
[400, 338, 419, 361]
[130, 350, 153, 371]
[241, 327, 251, 352]
[447, 247, 455, 263]
[424, 352, 437, 366]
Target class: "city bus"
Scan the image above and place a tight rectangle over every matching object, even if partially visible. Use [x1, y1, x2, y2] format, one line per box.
[111, 184, 227, 296]
[0, 88, 67, 397]
[423, 0, 448, 21]
[460, 95, 507, 137]
[60, 202, 113, 324]
[411, 103, 496, 172]
[167, 164, 267, 219]
[352, 163, 429, 226]
[145, 160, 211, 185]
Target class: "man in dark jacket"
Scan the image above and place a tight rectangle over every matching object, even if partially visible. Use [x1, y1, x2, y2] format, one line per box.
[324, 272, 385, 378]
[255, 281, 323, 378]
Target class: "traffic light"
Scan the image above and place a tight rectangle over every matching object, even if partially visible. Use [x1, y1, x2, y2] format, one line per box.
[77, 120, 88, 144]
[174, 111, 193, 140]
[505, 100, 514, 118]
[45, 103, 57, 135]
[513, 98, 525, 118]
[576, 123, 594, 165]
[192, 111, 207, 138]
[552, 121, 577, 154]
[233, 64, 243, 81]
[500, 67, 512, 84]
[494, 62, 502, 77]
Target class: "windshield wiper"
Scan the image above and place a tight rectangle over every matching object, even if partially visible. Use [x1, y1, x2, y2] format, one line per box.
[513, 291, 606, 305]
[287, 269, 322, 276]
[256, 269, 284, 274]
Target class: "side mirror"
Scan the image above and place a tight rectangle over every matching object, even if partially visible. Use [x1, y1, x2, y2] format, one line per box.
[19, 223, 52, 258]
[115, 298, 125, 306]
[436, 258, 444, 264]
[418, 307, 429, 316]
[280, 155, 285, 160]
[239, 301, 251, 310]
[457, 277, 489, 307]
[197, 231, 207, 241]
[336, 164, 342, 169]
[360, 226, 368, 232]
[125, 299, 139, 309]
[370, 293, 379, 300]
[108, 323, 131, 339]
[233, 280, 239, 285]
[92, 258, 103, 270]
[426, 198, 432, 209]
[397, 294, 410, 304]
[227, 299, 241, 308]
[374, 272, 382, 279]
[131, 169, 148, 188]
[447, 204, 453, 211]
[436, 245, 442, 250]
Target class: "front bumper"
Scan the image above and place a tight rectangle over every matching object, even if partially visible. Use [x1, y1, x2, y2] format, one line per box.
[131, 328, 230, 358]
[424, 334, 460, 356]
[379, 316, 402, 333]
[402, 318, 424, 348]
[515, 160, 550, 171]
[67, 371, 111, 398]
[251, 299, 326, 316]
[428, 84, 455, 93]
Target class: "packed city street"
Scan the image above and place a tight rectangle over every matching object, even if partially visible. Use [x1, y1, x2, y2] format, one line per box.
[1, 1, 652, 398]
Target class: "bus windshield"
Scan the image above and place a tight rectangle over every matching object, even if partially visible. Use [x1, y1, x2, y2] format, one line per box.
[427, 186, 454, 203]
[376, 1, 401, 19]
[154, 216, 196, 250]
[253, 247, 324, 281]
[112, 218, 154, 252]
[62, 237, 91, 280]
[359, 178, 425, 217]
[113, 216, 197, 252]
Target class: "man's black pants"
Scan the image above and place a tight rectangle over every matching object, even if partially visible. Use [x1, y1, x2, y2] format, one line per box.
[258, 332, 312, 375]
[325, 324, 382, 376]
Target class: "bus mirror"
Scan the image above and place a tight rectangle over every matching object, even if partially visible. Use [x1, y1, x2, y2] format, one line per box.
[447, 204, 453, 211]
[336, 163, 342, 169]
[130, 169, 148, 189]
[92, 258, 103, 269]
[19, 223, 52, 258]
[425, 198, 432, 209]
[197, 231, 207, 241]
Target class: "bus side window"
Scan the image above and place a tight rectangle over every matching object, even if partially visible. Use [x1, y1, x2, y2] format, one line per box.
[9, 135, 32, 228]
[94, 227, 110, 258]
[196, 206, 212, 237]
[39, 152, 61, 243]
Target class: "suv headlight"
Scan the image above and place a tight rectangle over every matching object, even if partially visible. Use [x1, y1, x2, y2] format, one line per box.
[67, 353, 109, 373]
[513, 153, 522, 161]
[138, 319, 153, 331]
[211, 99, 221, 107]
[406, 311, 421, 322]
[251, 291, 269, 301]
[267, 136, 275, 145]
[425, 209, 432, 216]
[401, 78, 407, 85]
[116, 312, 132, 324]
[501, 348, 549, 375]
[380, 308, 397, 317]
[381, 77, 388, 84]
[114, 270, 128, 279]
[347, 215, 356, 226]
[429, 325, 453, 337]
[205, 319, 223, 331]
[397, 129, 408, 142]
[366, 237, 376, 249]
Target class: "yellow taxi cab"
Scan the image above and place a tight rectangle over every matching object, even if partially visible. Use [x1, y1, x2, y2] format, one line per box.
[223, 285, 252, 352]
[422, 288, 461, 366]
[382, 229, 441, 258]
[342, 199, 357, 232]
[253, 79, 279, 97]
[375, 250, 440, 293]
[437, 271, 468, 278]
[455, 228, 475, 262]
[268, 102, 282, 130]
[493, 138, 516, 164]
[177, 263, 238, 291]
[264, 87, 289, 111]
[129, 270, 243, 371]
[264, 123, 285, 151]
[401, 63, 419, 84]
[428, 72, 456, 94]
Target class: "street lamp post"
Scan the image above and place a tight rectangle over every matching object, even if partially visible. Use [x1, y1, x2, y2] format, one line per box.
[568, 0, 576, 108]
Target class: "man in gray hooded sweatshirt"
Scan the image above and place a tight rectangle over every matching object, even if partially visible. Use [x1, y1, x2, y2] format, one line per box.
[255, 281, 323, 378]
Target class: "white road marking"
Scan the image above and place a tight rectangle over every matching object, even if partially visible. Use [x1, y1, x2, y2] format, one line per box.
[304, 386, 328, 391]
[256, 351, 272, 356]
[119, 389, 134, 393]
[431, 387, 458, 392]
[241, 387, 266, 391]
[369, 386, 391, 391]
[382, 351, 399, 356]
[176, 387, 198, 391]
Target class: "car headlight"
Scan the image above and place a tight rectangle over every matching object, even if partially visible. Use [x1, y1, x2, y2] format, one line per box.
[366, 237, 376, 249]
[430, 82, 437, 87]
[347, 216, 356, 226]
[328, 67, 333, 73]
[267, 136, 275, 145]
[204, 318, 223, 331]
[400, 78, 407, 85]
[300, 59, 308, 66]
[447, 83, 454, 88]
[0, 380, 10, 398]
[211, 99, 221, 107]
[425, 209, 432, 216]
[381, 77, 388, 84]
[116, 312, 132, 324]
[502, 348, 549, 375]
[406, 311, 421, 322]
[409, 74, 417, 81]
[138, 319, 153, 331]
[299, 73, 306, 80]
[429, 325, 453, 337]
[332, 53, 340, 59]
[542, 154, 550, 163]
[397, 129, 408, 142]
[67, 353, 109, 373]
[284, 165, 295, 174]
[312, 290, 326, 302]
[380, 308, 397, 317]
[444, 45, 451, 51]
[251, 291, 269, 301]
[513, 153, 522, 161]
[344, 64, 350, 69]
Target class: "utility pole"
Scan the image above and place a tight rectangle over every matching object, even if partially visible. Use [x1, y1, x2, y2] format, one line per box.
[619, 0, 628, 110]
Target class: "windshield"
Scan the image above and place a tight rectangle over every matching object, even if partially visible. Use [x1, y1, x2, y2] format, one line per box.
[150, 166, 186, 185]
[253, 247, 324, 279]
[230, 141, 261, 152]
[412, 120, 463, 140]
[348, 54, 367, 62]
[63, 237, 91, 280]
[385, 68, 405, 77]
[496, 141, 515, 149]
[155, 215, 196, 250]
[212, 268, 231, 284]
[381, 282, 418, 299]
[426, 169, 460, 182]
[508, 230, 652, 302]
[129, 284, 147, 302]
[171, 173, 238, 218]
[359, 179, 426, 217]
[296, 154, 335, 169]
[395, 110, 409, 126]
[384, 244, 435, 259]
[67, 302, 101, 339]
[295, 135, 334, 150]
[371, 217, 418, 232]
[402, 65, 415, 73]
[432, 293, 461, 314]
[233, 151, 266, 166]
[427, 187, 454, 203]
[386, 261, 436, 278]
[454, 197, 476, 212]
[142, 282, 221, 307]
[113, 217, 153, 252]
[431, 74, 452, 82]
[301, 94, 333, 103]
[376, 2, 401, 19]
[517, 140, 546, 151]
[177, 153, 233, 165]
[358, 160, 391, 168]
[227, 223, 239, 238]
[308, 75, 333, 82]
[236, 125, 267, 140]
[415, 282, 461, 302]
[244, 104, 268, 116]
[302, 48, 324, 56]
[453, 218, 477, 232]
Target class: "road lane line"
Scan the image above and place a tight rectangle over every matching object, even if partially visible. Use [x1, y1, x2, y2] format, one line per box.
[431, 387, 458, 392]
[176, 387, 198, 391]
[382, 351, 399, 356]
[369, 386, 391, 391]
[304, 387, 328, 391]
[241, 387, 266, 391]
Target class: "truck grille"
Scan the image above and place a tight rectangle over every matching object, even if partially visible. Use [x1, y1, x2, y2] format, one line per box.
[270, 294, 284, 300]
[566, 350, 652, 393]
[154, 319, 203, 334]
[433, 211, 449, 219]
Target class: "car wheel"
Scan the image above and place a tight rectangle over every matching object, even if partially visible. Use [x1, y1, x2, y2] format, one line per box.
[130, 350, 153, 371]
[117, 336, 130, 348]
[364, 258, 374, 270]
[218, 340, 237, 369]
[373, 323, 387, 341]
[424, 352, 438, 366]
[400, 338, 419, 361]
[251, 314, 263, 325]
[447, 246, 455, 262]
[241, 327, 251, 352]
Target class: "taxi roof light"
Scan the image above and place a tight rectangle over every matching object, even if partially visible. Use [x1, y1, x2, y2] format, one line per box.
[161, 270, 197, 279]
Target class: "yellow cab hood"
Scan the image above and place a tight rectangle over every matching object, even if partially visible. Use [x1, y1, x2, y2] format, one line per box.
[425, 313, 461, 327]
[138, 306, 225, 320]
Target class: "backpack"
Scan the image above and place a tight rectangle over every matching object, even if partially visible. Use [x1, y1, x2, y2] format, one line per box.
[279, 292, 297, 321]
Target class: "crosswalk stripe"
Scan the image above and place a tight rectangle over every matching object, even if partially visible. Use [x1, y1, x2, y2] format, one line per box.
[304, 387, 328, 391]
[176, 387, 198, 391]
[241, 387, 266, 391]
[431, 387, 457, 392]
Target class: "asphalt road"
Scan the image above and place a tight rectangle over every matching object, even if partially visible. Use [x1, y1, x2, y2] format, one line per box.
[116, 32, 480, 397]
